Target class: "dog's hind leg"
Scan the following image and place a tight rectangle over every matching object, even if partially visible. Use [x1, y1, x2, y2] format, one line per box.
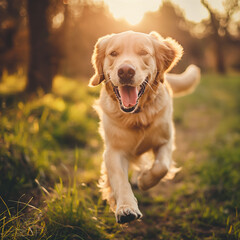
[138, 141, 173, 191]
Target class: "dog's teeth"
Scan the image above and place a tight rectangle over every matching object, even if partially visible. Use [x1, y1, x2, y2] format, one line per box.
[112, 77, 149, 113]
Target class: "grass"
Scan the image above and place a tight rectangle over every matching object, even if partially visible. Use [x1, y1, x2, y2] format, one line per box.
[0, 72, 240, 239]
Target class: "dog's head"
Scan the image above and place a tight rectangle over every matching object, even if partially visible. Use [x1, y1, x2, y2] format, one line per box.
[89, 31, 183, 113]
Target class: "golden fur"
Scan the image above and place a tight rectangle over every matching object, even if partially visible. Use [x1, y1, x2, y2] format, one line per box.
[89, 31, 200, 224]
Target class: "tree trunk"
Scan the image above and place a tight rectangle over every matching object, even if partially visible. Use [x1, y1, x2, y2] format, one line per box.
[215, 37, 226, 74]
[201, 0, 226, 74]
[26, 0, 53, 93]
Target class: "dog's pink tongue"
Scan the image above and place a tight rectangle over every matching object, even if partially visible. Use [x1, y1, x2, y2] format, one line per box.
[118, 86, 138, 107]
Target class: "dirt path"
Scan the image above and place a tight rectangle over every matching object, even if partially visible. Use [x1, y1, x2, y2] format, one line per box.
[114, 105, 222, 239]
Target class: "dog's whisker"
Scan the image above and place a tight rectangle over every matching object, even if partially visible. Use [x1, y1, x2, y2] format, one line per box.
[104, 79, 111, 84]
[146, 82, 156, 94]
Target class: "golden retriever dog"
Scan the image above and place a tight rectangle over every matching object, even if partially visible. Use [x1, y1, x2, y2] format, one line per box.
[89, 31, 200, 224]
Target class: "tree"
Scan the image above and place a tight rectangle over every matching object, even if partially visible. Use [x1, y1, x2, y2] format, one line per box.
[139, 1, 202, 72]
[201, 0, 240, 73]
[26, 0, 53, 93]
[0, 0, 23, 78]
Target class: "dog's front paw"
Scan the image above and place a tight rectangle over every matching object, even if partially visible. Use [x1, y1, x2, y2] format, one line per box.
[116, 205, 142, 224]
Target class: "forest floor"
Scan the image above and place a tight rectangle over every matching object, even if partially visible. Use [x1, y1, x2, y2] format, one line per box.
[0, 73, 240, 239]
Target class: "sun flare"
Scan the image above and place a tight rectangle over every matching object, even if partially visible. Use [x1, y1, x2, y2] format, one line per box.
[103, 0, 226, 25]
[104, 0, 161, 25]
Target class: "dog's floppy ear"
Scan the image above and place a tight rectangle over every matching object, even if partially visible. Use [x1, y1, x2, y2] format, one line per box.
[149, 31, 183, 77]
[89, 35, 111, 87]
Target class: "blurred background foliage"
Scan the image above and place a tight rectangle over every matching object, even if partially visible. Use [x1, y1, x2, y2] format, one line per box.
[0, 0, 240, 239]
[0, 0, 239, 93]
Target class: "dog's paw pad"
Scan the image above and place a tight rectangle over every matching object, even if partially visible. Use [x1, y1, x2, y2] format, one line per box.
[116, 206, 142, 224]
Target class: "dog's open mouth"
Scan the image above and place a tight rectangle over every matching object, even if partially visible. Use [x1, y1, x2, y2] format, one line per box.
[112, 77, 148, 113]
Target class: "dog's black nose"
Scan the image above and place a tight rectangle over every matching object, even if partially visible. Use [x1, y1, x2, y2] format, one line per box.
[118, 64, 135, 83]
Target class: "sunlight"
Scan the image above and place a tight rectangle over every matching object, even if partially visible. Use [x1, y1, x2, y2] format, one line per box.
[52, 12, 64, 29]
[171, 0, 209, 23]
[171, 0, 226, 23]
[103, 0, 226, 25]
[104, 0, 161, 25]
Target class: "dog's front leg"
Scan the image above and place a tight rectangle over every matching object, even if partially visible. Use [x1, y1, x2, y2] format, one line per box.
[104, 149, 142, 223]
[138, 141, 173, 191]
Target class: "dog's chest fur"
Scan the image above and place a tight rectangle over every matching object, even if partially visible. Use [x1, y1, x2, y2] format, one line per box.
[96, 85, 173, 158]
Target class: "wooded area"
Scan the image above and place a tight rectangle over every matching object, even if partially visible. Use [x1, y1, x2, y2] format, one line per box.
[1, 1, 240, 239]
[0, 0, 239, 93]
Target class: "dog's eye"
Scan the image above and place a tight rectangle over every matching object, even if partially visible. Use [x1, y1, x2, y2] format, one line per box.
[139, 49, 148, 56]
[110, 51, 118, 57]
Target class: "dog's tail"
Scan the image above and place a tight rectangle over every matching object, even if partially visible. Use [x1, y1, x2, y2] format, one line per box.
[166, 64, 201, 97]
